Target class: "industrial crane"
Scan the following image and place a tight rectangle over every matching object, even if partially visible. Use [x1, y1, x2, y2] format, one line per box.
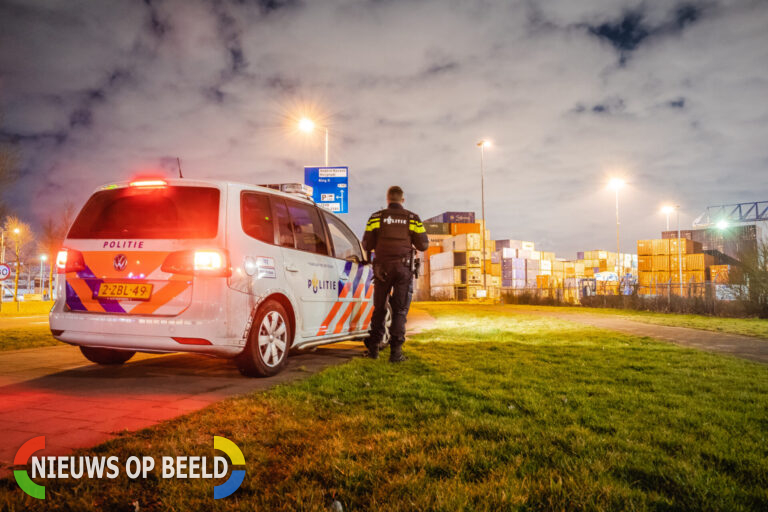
[692, 201, 768, 227]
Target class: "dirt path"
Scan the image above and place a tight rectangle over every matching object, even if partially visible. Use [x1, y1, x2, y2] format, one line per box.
[526, 309, 768, 364]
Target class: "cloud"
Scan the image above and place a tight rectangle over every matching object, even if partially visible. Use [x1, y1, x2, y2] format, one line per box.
[0, 0, 767, 257]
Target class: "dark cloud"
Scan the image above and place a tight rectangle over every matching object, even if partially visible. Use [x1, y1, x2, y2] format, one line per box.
[0, 0, 767, 256]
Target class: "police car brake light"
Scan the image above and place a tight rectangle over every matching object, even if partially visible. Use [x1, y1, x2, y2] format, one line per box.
[129, 179, 167, 188]
[161, 249, 231, 277]
[56, 249, 86, 274]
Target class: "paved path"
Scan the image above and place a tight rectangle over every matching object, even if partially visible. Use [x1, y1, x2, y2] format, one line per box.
[0, 308, 435, 476]
[524, 309, 768, 364]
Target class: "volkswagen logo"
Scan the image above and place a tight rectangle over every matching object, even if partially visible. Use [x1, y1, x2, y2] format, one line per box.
[113, 254, 128, 272]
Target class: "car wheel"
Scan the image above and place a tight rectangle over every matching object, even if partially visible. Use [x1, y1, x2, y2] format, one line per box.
[236, 299, 291, 377]
[378, 300, 393, 350]
[79, 346, 135, 365]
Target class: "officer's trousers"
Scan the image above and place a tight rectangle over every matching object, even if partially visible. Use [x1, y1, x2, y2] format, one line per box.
[368, 261, 412, 352]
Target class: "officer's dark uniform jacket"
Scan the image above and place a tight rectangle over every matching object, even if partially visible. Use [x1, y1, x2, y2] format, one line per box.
[362, 203, 429, 262]
[361, 203, 429, 358]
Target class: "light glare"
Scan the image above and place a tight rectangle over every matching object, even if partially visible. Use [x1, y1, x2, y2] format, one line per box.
[298, 117, 315, 133]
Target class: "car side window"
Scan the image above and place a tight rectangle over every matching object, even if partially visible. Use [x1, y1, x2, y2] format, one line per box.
[324, 211, 363, 261]
[285, 200, 330, 256]
[241, 192, 274, 244]
[272, 198, 296, 248]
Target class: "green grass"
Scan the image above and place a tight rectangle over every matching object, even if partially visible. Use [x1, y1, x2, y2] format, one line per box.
[0, 301, 54, 316]
[0, 326, 58, 351]
[2, 304, 767, 511]
[497, 303, 768, 339]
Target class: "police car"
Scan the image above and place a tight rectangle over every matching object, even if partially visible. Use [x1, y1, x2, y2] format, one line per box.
[50, 178, 389, 377]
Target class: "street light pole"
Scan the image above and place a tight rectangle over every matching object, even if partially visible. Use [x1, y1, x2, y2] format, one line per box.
[477, 140, 491, 298]
[676, 205, 683, 297]
[609, 179, 624, 278]
[324, 127, 329, 167]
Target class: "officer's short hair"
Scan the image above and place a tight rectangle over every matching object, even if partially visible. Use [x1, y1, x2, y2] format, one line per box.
[387, 186, 404, 202]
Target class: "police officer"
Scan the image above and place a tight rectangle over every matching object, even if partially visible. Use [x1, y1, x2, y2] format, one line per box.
[362, 186, 429, 362]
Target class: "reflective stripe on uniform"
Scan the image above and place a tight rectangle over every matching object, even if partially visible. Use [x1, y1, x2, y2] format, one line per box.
[409, 220, 426, 233]
[366, 219, 380, 231]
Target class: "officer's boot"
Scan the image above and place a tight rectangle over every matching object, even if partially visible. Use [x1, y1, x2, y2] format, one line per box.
[388, 342, 408, 363]
[364, 340, 379, 360]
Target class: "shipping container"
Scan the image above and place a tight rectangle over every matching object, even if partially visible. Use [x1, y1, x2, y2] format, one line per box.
[450, 223, 481, 236]
[431, 268, 465, 287]
[430, 285, 456, 300]
[683, 270, 707, 283]
[638, 255, 653, 271]
[540, 251, 556, 261]
[430, 251, 455, 271]
[426, 211, 476, 224]
[424, 222, 451, 235]
[637, 240, 654, 255]
[669, 238, 702, 255]
[652, 239, 670, 255]
[442, 233, 482, 252]
[652, 255, 669, 271]
[466, 251, 482, 267]
[710, 264, 741, 284]
[425, 246, 442, 259]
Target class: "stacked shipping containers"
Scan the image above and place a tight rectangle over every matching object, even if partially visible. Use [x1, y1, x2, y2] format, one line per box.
[637, 238, 713, 295]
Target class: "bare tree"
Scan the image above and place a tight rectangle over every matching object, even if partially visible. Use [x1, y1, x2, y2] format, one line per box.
[2, 216, 34, 302]
[734, 237, 768, 318]
[38, 203, 77, 299]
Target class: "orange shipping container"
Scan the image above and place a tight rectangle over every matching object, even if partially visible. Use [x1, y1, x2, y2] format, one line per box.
[537, 275, 550, 288]
[637, 240, 654, 255]
[685, 253, 714, 271]
[450, 223, 481, 235]
[652, 239, 670, 255]
[684, 270, 707, 283]
[638, 256, 653, 271]
[426, 246, 442, 258]
[652, 255, 669, 271]
[668, 238, 702, 255]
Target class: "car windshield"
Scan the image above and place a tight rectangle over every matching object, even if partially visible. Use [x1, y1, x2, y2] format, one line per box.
[68, 186, 220, 239]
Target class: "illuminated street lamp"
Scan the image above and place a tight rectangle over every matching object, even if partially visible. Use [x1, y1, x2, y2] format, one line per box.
[716, 219, 729, 230]
[298, 117, 329, 167]
[608, 178, 625, 276]
[477, 140, 491, 298]
[661, 205, 675, 231]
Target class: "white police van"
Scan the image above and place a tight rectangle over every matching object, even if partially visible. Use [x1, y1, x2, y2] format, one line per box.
[50, 178, 388, 377]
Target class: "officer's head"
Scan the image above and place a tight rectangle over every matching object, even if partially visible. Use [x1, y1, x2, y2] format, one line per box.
[387, 186, 404, 204]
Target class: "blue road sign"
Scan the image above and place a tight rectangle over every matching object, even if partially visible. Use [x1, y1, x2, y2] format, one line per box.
[304, 166, 349, 214]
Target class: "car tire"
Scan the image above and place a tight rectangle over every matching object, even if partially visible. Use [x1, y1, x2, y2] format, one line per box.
[236, 299, 292, 377]
[378, 300, 393, 350]
[79, 346, 135, 365]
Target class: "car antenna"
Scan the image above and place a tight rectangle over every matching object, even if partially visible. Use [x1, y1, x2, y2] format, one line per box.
[176, 157, 184, 179]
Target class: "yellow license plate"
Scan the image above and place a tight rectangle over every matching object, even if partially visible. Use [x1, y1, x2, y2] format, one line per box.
[97, 282, 153, 301]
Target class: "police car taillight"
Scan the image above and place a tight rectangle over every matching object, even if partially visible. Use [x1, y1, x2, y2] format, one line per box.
[161, 249, 231, 277]
[56, 249, 86, 274]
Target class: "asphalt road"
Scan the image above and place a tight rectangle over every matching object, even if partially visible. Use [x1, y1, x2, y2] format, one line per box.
[0, 308, 437, 477]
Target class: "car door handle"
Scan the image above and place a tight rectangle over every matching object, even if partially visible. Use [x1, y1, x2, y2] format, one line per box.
[285, 264, 299, 273]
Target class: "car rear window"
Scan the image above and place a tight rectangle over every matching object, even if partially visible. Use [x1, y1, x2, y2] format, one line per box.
[68, 186, 220, 239]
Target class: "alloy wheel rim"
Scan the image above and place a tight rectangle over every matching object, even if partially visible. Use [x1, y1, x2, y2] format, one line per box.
[258, 311, 287, 368]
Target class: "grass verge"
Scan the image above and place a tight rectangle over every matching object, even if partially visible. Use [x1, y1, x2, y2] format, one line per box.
[0, 326, 59, 351]
[1, 304, 767, 511]
[494, 303, 768, 339]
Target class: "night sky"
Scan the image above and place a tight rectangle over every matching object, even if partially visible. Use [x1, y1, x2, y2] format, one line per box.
[1, 0, 766, 257]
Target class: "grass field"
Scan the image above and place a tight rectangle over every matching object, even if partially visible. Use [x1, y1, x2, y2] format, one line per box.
[497, 303, 768, 339]
[0, 326, 58, 351]
[2, 304, 767, 511]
